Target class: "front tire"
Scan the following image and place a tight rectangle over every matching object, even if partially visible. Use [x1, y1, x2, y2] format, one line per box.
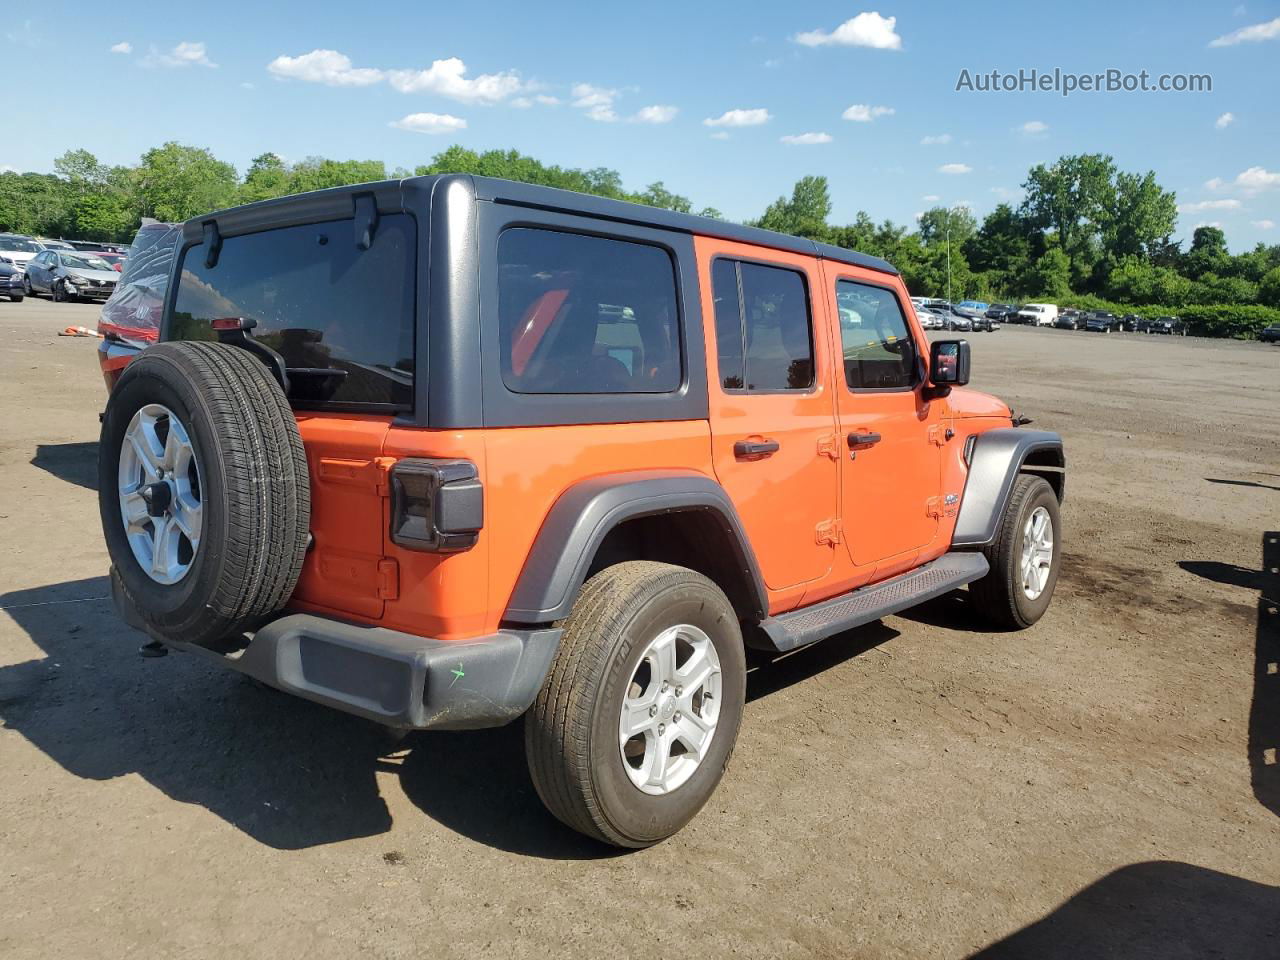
[525, 561, 746, 848]
[968, 475, 1061, 629]
[52, 281, 66, 302]
[9, 294, 22, 303]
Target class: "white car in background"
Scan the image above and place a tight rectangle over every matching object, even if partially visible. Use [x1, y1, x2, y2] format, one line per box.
[1017, 303, 1059, 326]
[0, 234, 44, 269]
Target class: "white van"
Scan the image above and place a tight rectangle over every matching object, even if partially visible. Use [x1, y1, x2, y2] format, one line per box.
[1016, 303, 1059, 326]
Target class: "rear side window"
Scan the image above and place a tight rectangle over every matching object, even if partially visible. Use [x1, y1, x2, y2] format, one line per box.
[169, 214, 416, 409]
[711, 259, 814, 391]
[837, 280, 918, 390]
[497, 228, 681, 394]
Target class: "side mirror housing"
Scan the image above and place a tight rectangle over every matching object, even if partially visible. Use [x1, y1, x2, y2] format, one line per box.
[927, 339, 970, 397]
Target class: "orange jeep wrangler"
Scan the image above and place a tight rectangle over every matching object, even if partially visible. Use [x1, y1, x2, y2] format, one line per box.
[98, 176, 1064, 847]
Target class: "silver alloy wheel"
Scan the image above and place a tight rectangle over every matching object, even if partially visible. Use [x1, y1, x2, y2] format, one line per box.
[1020, 505, 1054, 601]
[118, 403, 203, 585]
[618, 623, 723, 796]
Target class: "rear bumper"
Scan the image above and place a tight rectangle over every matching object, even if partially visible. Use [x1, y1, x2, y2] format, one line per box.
[112, 573, 560, 729]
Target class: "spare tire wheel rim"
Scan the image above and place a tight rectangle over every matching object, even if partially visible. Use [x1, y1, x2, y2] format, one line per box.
[118, 403, 203, 585]
[1021, 505, 1053, 601]
[618, 623, 723, 796]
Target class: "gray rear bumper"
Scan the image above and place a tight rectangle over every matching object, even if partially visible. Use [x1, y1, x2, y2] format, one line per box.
[112, 572, 560, 729]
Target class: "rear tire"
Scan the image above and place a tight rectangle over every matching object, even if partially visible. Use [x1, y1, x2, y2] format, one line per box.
[98, 341, 310, 646]
[525, 561, 746, 848]
[9, 295, 22, 303]
[969, 475, 1061, 629]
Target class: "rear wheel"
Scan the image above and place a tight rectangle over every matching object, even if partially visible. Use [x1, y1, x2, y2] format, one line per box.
[9, 294, 22, 303]
[98, 341, 310, 646]
[525, 561, 746, 848]
[969, 474, 1061, 629]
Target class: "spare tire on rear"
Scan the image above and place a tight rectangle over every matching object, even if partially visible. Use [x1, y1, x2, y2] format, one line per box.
[98, 341, 310, 647]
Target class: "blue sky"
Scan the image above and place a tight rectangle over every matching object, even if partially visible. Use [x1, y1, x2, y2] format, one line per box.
[6, 2, 1279, 250]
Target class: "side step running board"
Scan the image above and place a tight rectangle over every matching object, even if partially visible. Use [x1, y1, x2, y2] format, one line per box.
[758, 552, 990, 653]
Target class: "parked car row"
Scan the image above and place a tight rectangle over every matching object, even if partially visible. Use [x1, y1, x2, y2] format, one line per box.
[0, 232, 130, 303]
[910, 298, 1002, 333]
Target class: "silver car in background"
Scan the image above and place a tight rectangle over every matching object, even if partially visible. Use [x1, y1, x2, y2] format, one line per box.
[24, 249, 120, 302]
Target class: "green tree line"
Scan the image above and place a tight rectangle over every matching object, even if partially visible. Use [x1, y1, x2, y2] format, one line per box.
[4, 143, 1279, 321]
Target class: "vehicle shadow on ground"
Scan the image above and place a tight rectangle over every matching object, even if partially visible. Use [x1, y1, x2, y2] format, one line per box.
[30, 441, 98, 490]
[1178, 532, 1280, 819]
[970, 861, 1280, 959]
[1, 576, 899, 858]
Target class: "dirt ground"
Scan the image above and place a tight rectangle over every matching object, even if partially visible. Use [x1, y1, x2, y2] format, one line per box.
[2, 299, 1278, 959]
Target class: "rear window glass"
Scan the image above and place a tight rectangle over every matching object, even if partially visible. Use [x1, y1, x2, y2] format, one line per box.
[497, 228, 681, 394]
[169, 214, 415, 409]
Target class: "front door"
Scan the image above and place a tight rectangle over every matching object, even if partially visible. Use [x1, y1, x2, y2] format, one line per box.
[824, 265, 943, 570]
[696, 237, 837, 602]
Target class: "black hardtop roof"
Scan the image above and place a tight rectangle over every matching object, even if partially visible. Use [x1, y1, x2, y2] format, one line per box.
[183, 173, 899, 276]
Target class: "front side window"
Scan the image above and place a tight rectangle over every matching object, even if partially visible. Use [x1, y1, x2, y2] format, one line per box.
[497, 228, 681, 394]
[170, 214, 416, 408]
[711, 259, 813, 391]
[837, 279, 918, 390]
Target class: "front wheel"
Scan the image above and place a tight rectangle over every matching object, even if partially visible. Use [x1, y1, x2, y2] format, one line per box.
[9, 294, 22, 303]
[525, 561, 747, 848]
[968, 474, 1061, 629]
[52, 281, 66, 303]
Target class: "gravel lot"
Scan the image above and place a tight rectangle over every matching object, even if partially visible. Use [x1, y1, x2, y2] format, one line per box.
[2, 299, 1278, 959]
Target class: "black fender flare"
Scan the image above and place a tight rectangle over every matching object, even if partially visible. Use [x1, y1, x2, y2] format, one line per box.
[952, 429, 1065, 547]
[503, 469, 768, 624]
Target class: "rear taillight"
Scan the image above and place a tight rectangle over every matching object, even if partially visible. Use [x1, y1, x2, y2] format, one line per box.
[389, 459, 483, 553]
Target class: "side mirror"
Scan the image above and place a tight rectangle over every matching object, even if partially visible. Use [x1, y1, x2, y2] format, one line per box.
[927, 339, 970, 396]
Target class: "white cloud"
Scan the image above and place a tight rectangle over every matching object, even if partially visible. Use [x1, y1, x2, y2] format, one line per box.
[388, 57, 522, 104]
[920, 133, 951, 145]
[1208, 166, 1280, 195]
[938, 163, 972, 174]
[144, 41, 216, 69]
[1178, 198, 1243, 212]
[1209, 15, 1280, 46]
[110, 41, 132, 54]
[780, 132, 833, 145]
[954, 200, 974, 209]
[1235, 166, 1280, 191]
[921, 194, 940, 203]
[390, 112, 467, 135]
[764, 58, 782, 68]
[240, 82, 255, 90]
[1020, 120, 1049, 136]
[569, 83, 619, 121]
[632, 104, 678, 124]
[1252, 219, 1275, 229]
[709, 131, 730, 140]
[704, 108, 771, 127]
[842, 104, 894, 123]
[268, 49, 382, 87]
[990, 186, 1018, 199]
[0, 163, 18, 173]
[1215, 112, 1235, 129]
[1193, 221, 1224, 229]
[794, 12, 903, 50]
[511, 94, 560, 108]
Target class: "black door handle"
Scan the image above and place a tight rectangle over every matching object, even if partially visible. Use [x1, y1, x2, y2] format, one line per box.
[847, 432, 882, 447]
[734, 439, 780, 459]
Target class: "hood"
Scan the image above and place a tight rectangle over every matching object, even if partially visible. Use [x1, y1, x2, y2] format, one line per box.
[0, 250, 36, 266]
[948, 386, 1012, 420]
[64, 268, 119, 283]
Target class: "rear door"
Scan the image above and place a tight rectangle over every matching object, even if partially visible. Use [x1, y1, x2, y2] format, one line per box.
[824, 264, 943, 571]
[696, 236, 837, 604]
[168, 212, 418, 621]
